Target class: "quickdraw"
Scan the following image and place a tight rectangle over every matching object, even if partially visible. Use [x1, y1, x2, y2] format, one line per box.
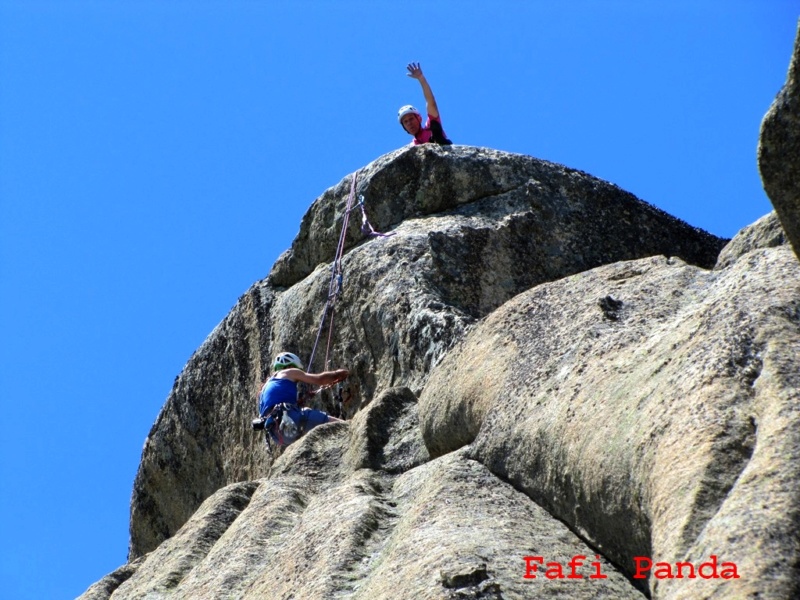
[358, 194, 395, 239]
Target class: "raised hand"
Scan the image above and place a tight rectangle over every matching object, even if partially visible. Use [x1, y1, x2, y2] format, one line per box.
[406, 62, 424, 79]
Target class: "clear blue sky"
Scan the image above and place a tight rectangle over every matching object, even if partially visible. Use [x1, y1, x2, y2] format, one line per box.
[0, 2, 796, 598]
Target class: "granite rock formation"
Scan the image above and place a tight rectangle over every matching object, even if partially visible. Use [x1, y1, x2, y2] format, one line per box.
[90, 389, 645, 599]
[79, 144, 800, 600]
[126, 146, 726, 562]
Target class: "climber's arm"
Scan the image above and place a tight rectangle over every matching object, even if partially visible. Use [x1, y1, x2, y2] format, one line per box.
[407, 62, 439, 119]
[282, 368, 349, 386]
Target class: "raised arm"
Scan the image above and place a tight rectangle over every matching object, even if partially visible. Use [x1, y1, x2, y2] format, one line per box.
[407, 62, 439, 119]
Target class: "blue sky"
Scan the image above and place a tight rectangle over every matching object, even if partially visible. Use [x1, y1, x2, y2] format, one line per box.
[0, 2, 797, 598]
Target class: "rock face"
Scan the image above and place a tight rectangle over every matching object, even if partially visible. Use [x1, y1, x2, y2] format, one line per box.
[96, 389, 645, 600]
[420, 245, 800, 600]
[127, 145, 726, 562]
[80, 145, 800, 600]
[713, 211, 786, 269]
[759, 20, 800, 261]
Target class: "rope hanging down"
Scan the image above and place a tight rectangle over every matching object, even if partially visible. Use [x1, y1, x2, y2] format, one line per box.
[306, 173, 395, 375]
[306, 172, 358, 373]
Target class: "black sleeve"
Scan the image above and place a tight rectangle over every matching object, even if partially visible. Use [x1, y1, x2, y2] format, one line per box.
[429, 118, 453, 145]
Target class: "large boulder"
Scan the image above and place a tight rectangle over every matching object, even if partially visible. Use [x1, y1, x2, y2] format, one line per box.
[128, 145, 726, 560]
[420, 239, 800, 598]
[270, 145, 724, 289]
[759, 20, 800, 261]
[714, 210, 787, 269]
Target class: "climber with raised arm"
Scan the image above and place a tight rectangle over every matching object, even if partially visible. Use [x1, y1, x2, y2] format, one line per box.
[254, 352, 348, 448]
[398, 62, 452, 146]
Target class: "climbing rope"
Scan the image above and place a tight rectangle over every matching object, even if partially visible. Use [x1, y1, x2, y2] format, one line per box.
[304, 172, 394, 413]
[307, 171, 359, 373]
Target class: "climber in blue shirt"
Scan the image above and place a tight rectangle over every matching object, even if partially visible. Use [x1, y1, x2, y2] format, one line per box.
[257, 352, 347, 445]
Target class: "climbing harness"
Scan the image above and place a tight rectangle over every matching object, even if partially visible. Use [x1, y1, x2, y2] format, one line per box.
[252, 402, 310, 450]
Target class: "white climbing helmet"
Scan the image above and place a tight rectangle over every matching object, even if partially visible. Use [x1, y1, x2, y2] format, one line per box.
[397, 104, 421, 124]
[273, 352, 304, 371]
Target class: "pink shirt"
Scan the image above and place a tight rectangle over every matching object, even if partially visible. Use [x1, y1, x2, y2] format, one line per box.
[413, 114, 447, 145]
